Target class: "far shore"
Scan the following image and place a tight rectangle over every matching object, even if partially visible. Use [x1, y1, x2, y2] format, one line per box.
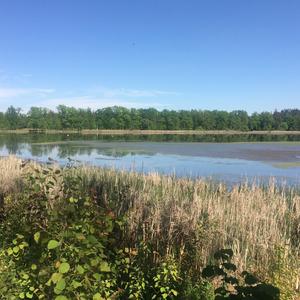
[1, 128, 300, 135]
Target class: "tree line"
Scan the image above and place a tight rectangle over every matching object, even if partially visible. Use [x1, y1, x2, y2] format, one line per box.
[0, 105, 299, 131]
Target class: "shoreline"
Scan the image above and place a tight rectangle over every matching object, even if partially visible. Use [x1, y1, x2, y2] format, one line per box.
[1, 129, 300, 135]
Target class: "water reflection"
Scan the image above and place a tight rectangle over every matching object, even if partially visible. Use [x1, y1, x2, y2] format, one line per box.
[0, 133, 299, 186]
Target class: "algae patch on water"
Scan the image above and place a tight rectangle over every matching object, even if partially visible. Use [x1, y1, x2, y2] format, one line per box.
[272, 161, 300, 169]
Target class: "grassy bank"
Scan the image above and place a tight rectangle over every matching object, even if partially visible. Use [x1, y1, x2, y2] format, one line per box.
[0, 156, 299, 299]
[1, 129, 300, 135]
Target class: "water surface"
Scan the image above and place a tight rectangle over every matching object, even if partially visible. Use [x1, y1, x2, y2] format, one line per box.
[1, 133, 300, 186]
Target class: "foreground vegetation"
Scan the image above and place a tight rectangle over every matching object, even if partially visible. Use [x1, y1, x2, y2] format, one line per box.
[0, 156, 299, 299]
[1, 105, 300, 131]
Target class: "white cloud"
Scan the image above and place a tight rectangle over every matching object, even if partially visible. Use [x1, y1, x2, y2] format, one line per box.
[93, 87, 179, 98]
[33, 96, 166, 111]
[0, 84, 175, 111]
[0, 88, 55, 98]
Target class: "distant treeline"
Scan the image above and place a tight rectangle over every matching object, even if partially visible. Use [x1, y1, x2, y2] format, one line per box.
[1, 105, 300, 131]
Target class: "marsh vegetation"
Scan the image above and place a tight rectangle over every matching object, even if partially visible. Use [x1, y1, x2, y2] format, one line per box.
[0, 156, 299, 299]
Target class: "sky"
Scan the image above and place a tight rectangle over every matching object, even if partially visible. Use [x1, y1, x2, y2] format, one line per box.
[0, 0, 299, 113]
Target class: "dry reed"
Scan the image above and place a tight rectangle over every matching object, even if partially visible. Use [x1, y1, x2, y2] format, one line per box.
[71, 165, 300, 291]
[0, 155, 23, 195]
[1, 156, 299, 293]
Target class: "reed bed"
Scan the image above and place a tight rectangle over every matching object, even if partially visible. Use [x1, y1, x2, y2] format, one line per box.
[0, 155, 23, 195]
[68, 165, 300, 292]
[1, 156, 299, 294]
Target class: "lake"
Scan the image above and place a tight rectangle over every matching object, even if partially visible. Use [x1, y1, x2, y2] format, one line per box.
[1, 133, 300, 186]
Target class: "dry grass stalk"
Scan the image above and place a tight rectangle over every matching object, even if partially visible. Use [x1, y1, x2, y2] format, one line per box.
[74, 165, 300, 290]
[0, 156, 23, 195]
[1, 156, 299, 292]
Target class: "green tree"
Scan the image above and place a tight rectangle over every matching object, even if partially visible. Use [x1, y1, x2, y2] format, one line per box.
[5, 106, 22, 129]
[27, 107, 48, 129]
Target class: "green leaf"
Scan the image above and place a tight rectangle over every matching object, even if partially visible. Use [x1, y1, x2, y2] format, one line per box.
[21, 273, 29, 280]
[202, 265, 225, 278]
[225, 276, 239, 285]
[76, 265, 85, 274]
[31, 264, 37, 270]
[51, 272, 63, 283]
[93, 273, 101, 280]
[59, 262, 70, 274]
[244, 273, 259, 285]
[125, 257, 130, 264]
[13, 246, 19, 253]
[55, 296, 68, 300]
[71, 280, 82, 289]
[55, 278, 66, 294]
[34, 232, 40, 243]
[87, 235, 98, 244]
[90, 258, 99, 267]
[93, 293, 104, 300]
[26, 292, 33, 299]
[202, 265, 216, 278]
[47, 240, 59, 250]
[223, 262, 237, 271]
[100, 261, 111, 272]
[214, 248, 234, 260]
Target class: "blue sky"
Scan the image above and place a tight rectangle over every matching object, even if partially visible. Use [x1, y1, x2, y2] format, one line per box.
[0, 0, 299, 113]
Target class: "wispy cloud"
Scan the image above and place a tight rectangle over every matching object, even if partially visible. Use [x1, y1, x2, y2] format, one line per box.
[33, 96, 166, 111]
[0, 83, 176, 111]
[0, 87, 55, 98]
[93, 87, 179, 98]
[32, 86, 177, 111]
[0, 70, 34, 84]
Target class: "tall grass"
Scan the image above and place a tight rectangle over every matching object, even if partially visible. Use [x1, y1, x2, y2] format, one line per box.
[1, 156, 299, 296]
[0, 155, 23, 195]
[71, 166, 300, 284]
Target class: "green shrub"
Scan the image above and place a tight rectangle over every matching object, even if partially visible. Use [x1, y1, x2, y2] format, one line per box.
[0, 164, 124, 299]
[202, 249, 280, 300]
[0, 163, 285, 299]
[0, 164, 188, 299]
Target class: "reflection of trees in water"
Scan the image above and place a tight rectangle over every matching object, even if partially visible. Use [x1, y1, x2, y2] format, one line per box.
[21, 142, 154, 159]
[95, 148, 153, 157]
[91, 134, 298, 142]
[57, 146, 84, 158]
[30, 144, 94, 158]
[0, 134, 26, 154]
[29, 145, 55, 157]
[1, 132, 300, 144]
[0, 133, 300, 159]
[29, 144, 128, 158]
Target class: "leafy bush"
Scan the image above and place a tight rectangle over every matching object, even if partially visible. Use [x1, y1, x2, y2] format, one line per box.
[0, 162, 285, 299]
[0, 164, 192, 299]
[202, 249, 280, 300]
[0, 165, 127, 299]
